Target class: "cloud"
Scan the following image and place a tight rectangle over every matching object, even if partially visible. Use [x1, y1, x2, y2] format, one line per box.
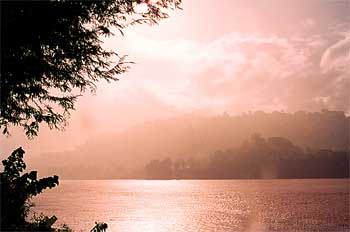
[320, 33, 350, 73]
[302, 18, 315, 30]
[109, 28, 350, 116]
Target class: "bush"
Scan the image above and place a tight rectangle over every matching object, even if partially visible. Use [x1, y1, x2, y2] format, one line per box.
[0, 147, 59, 231]
[0, 147, 107, 231]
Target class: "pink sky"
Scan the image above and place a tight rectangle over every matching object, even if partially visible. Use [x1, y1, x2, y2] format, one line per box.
[1, 0, 349, 156]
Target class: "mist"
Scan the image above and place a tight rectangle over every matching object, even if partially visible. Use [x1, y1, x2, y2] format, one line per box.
[1, 0, 349, 179]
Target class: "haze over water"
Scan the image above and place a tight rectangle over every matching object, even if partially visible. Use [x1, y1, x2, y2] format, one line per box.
[33, 179, 349, 232]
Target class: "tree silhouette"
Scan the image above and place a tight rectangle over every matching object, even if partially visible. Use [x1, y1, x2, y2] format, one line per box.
[1, 0, 181, 137]
[143, 135, 349, 179]
[0, 148, 59, 231]
[0, 1, 181, 230]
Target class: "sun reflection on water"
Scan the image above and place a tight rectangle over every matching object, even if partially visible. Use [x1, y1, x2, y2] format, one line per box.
[33, 179, 349, 232]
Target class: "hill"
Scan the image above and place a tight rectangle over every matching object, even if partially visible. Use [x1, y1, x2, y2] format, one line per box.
[29, 110, 349, 179]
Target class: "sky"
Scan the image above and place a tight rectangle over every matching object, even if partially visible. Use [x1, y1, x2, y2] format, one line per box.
[1, 0, 349, 157]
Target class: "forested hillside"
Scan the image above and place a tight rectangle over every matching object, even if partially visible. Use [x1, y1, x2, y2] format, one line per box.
[30, 110, 349, 179]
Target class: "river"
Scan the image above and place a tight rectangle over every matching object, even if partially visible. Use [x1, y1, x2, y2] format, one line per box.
[33, 179, 349, 232]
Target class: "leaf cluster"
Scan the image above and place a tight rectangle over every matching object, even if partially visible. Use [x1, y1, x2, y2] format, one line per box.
[0, 147, 59, 230]
[1, 0, 181, 137]
[90, 222, 108, 232]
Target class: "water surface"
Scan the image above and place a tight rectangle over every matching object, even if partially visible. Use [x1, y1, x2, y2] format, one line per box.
[33, 179, 349, 232]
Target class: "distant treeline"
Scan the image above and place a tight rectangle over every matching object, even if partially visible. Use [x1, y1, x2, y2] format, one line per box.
[31, 110, 349, 179]
[143, 134, 349, 179]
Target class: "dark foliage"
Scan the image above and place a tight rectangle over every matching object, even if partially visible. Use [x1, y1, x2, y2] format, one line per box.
[1, 0, 181, 137]
[0, 148, 110, 231]
[1, 1, 181, 231]
[90, 222, 108, 232]
[144, 134, 349, 179]
[0, 147, 59, 231]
